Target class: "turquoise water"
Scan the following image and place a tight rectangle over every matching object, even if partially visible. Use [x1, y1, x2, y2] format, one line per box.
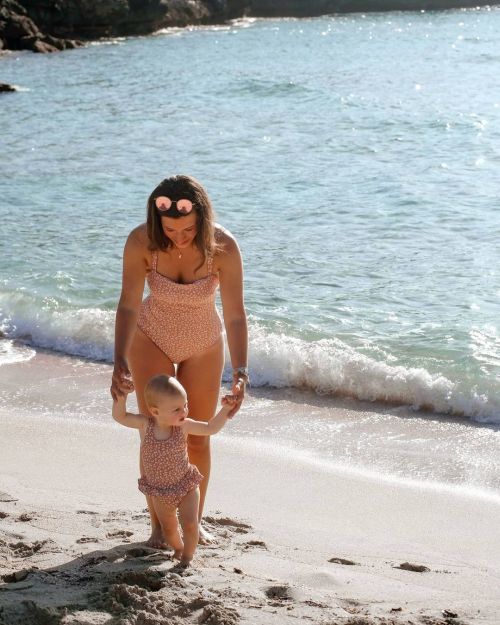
[1, 10, 500, 421]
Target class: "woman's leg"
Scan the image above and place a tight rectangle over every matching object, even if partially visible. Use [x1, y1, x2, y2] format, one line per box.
[177, 487, 200, 566]
[129, 327, 175, 547]
[177, 336, 224, 536]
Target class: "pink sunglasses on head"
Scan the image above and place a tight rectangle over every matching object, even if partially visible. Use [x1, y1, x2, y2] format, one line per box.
[155, 196, 194, 214]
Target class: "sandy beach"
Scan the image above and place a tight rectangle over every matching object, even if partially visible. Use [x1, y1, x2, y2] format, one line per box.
[1, 348, 500, 625]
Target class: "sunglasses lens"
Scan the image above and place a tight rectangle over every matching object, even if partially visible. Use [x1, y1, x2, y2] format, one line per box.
[177, 199, 193, 214]
[155, 196, 172, 211]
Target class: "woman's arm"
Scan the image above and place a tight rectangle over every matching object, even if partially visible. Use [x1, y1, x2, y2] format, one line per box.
[217, 230, 248, 416]
[111, 226, 148, 400]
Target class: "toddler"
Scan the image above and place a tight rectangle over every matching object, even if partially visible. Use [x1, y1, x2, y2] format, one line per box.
[112, 373, 235, 568]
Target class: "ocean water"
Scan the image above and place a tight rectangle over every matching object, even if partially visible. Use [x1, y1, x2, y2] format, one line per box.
[1, 9, 500, 426]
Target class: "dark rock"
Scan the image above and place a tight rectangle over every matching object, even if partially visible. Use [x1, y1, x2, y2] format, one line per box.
[44, 33, 65, 49]
[19, 34, 57, 51]
[0, 0, 84, 52]
[1, 11, 39, 40]
[17, 0, 214, 39]
[0, 81, 19, 90]
[62, 38, 81, 48]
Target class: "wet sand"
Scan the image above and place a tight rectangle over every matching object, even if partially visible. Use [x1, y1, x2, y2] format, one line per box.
[1, 349, 499, 624]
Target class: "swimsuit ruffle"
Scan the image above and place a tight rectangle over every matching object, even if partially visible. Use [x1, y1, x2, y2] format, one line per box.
[138, 465, 203, 506]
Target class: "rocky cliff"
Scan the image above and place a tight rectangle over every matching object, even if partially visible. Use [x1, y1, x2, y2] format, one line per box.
[0, 0, 495, 55]
[0, 0, 248, 53]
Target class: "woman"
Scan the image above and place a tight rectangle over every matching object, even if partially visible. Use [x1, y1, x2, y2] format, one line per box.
[110, 174, 248, 546]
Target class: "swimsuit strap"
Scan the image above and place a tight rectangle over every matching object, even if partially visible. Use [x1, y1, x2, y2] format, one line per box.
[145, 418, 155, 441]
[207, 227, 222, 276]
[152, 250, 158, 271]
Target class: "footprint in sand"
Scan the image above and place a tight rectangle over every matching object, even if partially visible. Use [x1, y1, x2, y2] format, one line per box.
[0, 511, 8, 519]
[7, 539, 61, 558]
[395, 562, 430, 573]
[9, 540, 44, 557]
[104, 510, 128, 523]
[16, 513, 34, 523]
[203, 516, 252, 534]
[329, 557, 358, 566]
[265, 584, 294, 604]
[106, 530, 134, 539]
[0, 492, 18, 503]
[243, 540, 267, 550]
[76, 536, 99, 544]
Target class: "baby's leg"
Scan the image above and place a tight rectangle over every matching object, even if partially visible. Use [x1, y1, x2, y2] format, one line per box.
[144, 494, 168, 549]
[177, 487, 200, 567]
[151, 497, 183, 558]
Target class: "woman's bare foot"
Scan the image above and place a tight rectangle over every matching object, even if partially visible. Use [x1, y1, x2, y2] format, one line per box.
[145, 527, 168, 549]
[198, 523, 215, 545]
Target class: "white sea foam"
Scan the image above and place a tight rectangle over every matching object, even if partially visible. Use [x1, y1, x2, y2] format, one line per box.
[0, 294, 113, 362]
[0, 340, 35, 367]
[1, 300, 499, 423]
[89, 37, 126, 46]
[244, 326, 500, 424]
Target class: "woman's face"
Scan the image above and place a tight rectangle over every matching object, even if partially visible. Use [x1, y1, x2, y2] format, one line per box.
[161, 213, 198, 249]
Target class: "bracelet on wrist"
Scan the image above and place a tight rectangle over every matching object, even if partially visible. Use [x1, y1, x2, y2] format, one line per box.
[232, 367, 249, 384]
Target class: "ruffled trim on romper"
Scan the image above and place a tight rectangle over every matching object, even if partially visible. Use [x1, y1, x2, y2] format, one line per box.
[138, 465, 203, 507]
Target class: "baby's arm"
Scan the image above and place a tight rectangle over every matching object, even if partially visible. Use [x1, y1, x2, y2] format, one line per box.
[182, 395, 236, 437]
[112, 393, 146, 429]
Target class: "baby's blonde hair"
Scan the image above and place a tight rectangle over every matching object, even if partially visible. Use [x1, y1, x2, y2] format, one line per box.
[144, 374, 185, 409]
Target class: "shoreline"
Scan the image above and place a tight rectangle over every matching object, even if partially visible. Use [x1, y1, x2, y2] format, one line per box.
[1, 341, 499, 495]
[1, 1, 498, 56]
[1, 328, 499, 426]
[1, 348, 500, 623]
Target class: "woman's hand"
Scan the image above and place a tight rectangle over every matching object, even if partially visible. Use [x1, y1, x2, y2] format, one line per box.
[110, 357, 134, 400]
[227, 375, 246, 417]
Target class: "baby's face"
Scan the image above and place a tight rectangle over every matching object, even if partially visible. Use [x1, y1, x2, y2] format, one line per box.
[154, 391, 188, 427]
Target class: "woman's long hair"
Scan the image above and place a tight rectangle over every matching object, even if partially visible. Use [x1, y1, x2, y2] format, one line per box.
[146, 175, 220, 272]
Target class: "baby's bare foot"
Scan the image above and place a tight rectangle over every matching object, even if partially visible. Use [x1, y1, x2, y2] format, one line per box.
[198, 523, 215, 545]
[173, 548, 183, 561]
[171, 558, 192, 573]
[145, 528, 168, 549]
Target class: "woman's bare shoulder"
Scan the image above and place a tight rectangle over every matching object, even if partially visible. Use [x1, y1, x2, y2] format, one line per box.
[214, 223, 239, 253]
[126, 224, 149, 250]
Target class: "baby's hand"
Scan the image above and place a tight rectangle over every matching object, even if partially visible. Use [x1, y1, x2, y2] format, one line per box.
[113, 381, 134, 401]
